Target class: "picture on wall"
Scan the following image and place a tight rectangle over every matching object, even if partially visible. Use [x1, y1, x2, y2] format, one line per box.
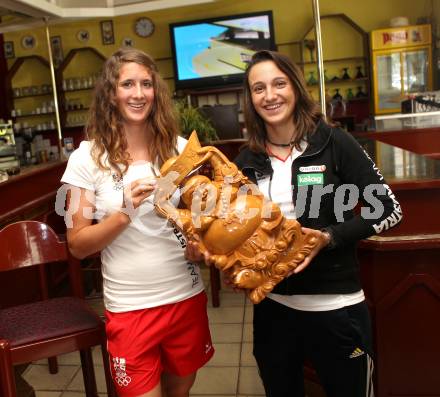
[50, 36, 64, 68]
[100, 20, 115, 45]
[21, 35, 35, 49]
[3, 41, 14, 59]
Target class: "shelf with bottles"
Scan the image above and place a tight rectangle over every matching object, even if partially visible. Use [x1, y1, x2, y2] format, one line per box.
[300, 13, 371, 114]
[61, 75, 98, 93]
[14, 132, 61, 167]
[6, 56, 55, 125]
[12, 90, 53, 99]
[66, 107, 90, 112]
[13, 119, 57, 136]
[300, 15, 369, 65]
[62, 96, 91, 112]
[56, 47, 105, 128]
[12, 112, 56, 119]
[330, 87, 368, 101]
[299, 56, 367, 66]
[10, 99, 57, 120]
[305, 64, 368, 85]
[308, 86, 369, 103]
[62, 98, 90, 126]
[65, 113, 88, 128]
[306, 76, 368, 87]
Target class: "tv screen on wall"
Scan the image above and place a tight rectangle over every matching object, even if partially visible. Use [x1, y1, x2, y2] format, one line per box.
[169, 10, 276, 91]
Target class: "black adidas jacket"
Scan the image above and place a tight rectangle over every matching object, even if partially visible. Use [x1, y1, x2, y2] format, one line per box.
[234, 121, 403, 295]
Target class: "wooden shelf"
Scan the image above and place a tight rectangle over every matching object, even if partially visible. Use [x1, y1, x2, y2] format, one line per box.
[347, 96, 370, 101]
[307, 77, 368, 86]
[65, 107, 90, 112]
[299, 13, 371, 124]
[13, 112, 55, 119]
[56, 47, 105, 129]
[300, 56, 367, 66]
[14, 128, 56, 136]
[7, 55, 53, 127]
[62, 87, 94, 93]
[13, 92, 53, 99]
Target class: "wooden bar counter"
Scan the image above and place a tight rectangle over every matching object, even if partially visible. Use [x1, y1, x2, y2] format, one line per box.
[354, 125, 440, 160]
[0, 160, 67, 227]
[355, 137, 440, 397]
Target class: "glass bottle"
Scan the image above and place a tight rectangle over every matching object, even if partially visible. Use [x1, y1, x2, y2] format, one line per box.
[346, 88, 354, 100]
[307, 71, 318, 85]
[355, 86, 367, 98]
[342, 67, 351, 80]
[304, 39, 316, 62]
[355, 66, 365, 79]
[333, 88, 343, 100]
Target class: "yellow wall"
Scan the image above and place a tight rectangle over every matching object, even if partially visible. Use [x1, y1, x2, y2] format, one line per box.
[4, 0, 434, 91]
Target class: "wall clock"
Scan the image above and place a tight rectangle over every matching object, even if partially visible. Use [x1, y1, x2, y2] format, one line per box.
[134, 17, 154, 38]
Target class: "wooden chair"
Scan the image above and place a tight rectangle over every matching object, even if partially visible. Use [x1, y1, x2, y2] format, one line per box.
[0, 221, 115, 397]
[42, 209, 67, 237]
[210, 267, 221, 307]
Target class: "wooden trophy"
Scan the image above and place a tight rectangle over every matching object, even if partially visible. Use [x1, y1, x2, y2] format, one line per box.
[154, 132, 317, 303]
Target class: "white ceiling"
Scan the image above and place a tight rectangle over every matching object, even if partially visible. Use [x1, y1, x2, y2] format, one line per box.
[0, 0, 216, 33]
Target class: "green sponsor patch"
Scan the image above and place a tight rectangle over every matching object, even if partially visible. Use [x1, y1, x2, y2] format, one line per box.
[297, 173, 324, 186]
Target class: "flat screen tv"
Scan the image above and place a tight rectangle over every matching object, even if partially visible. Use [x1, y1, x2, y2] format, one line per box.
[169, 11, 276, 91]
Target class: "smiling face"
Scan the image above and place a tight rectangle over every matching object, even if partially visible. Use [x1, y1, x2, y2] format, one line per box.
[248, 60, 296, 131]
[116, 62, 155, 127]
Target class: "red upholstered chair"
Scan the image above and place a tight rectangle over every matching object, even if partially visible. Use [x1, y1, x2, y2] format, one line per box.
[0, 221, 115, 397]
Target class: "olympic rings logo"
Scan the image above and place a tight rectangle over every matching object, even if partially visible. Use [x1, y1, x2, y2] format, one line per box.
[116, 375, 132, 387]
[112, 357, 132, 387]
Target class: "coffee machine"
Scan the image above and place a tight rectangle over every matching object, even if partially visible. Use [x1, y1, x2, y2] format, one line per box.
[0, 120, 19, 174]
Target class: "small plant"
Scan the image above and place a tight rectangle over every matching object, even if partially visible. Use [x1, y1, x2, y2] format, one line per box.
[175, 100, 218, 143]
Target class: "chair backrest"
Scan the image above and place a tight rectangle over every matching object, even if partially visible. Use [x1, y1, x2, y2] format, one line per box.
[42, 209, 67, 236]
[0, 221, 67, 272]
[0, 221, 84, 299]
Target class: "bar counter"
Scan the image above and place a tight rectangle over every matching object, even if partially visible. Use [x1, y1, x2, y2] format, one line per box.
[354, 125, 440, 160]
[0, 160, 67, 227]
[348, 137, 440, 397]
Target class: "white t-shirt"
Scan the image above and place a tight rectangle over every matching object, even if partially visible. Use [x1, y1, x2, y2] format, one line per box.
[257, 143, 364, 311]
[61, 137, 204, 313]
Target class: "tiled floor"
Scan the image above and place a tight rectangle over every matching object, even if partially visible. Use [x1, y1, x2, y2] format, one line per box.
[20, 268, 324, 397]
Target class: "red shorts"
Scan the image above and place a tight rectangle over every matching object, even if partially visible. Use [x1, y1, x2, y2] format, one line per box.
[105, 291, 214, 397]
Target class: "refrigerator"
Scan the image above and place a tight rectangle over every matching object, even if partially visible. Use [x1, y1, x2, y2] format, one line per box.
[371, 24, 432, 114]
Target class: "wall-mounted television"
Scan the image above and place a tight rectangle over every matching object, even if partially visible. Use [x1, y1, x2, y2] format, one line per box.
[169, 10, 276, 91]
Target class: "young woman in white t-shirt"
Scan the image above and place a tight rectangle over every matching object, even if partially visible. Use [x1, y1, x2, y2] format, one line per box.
[62, 48, 214, 397]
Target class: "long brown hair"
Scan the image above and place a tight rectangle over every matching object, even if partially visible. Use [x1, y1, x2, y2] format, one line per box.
[86, 48, 179, 175]
[243, 50, 322, 152]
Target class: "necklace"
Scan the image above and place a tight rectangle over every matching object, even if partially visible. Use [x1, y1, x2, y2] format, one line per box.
[265, 137, 295, 148]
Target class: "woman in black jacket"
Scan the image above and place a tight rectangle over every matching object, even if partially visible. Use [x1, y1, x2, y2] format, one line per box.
[235, 50, 402, 397]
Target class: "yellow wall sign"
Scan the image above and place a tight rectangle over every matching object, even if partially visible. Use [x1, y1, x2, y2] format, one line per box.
[371, 24, 431, 50]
